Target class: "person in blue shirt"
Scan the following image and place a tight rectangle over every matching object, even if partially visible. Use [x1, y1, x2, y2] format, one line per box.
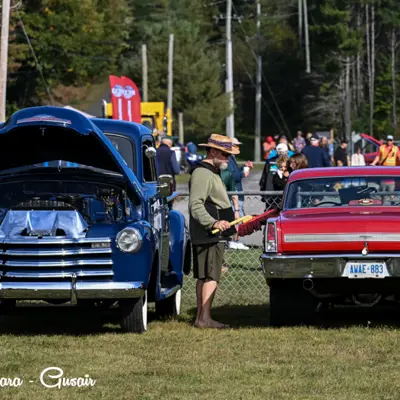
[302, 134, 331, 168]
[228, 138, 252, 216]
[227, 138, 252, 250]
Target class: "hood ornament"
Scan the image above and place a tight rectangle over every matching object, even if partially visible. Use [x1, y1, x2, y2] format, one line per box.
[362, 241, 369, 256]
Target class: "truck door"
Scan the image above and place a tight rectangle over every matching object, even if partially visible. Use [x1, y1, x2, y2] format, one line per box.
[142, 137, 170, 280]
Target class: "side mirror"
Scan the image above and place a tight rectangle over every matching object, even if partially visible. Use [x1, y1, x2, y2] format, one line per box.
[157, 175, 173, 197]
[145, 146, 157, 159]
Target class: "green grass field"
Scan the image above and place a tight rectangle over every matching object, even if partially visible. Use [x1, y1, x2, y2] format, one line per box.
[1, 249, 400, 399]
[1, 303, 400, 399]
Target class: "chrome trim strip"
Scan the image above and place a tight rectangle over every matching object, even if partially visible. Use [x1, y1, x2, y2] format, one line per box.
[1, 269, 114, 279]
[76, 281, 145, 299]
[0, 281, 145, 300]
[3, 238, 111, 245]
[284, 233, 400, 243]
[5, 259, 113, 268]
[5, 248, 112, 256]
[261, 252, 400, 279]
[261, 253, 400, 260]
[76, 270, 114, 277]
[0, 282, 72, 300]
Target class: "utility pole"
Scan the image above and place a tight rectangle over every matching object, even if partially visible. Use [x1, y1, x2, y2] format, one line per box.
[142, 44, 148, 102]
[225, 79, 229, 136]
[254, 0, 262, 162]
[344, 57, 352, 140]
[303, 0, 311, 73]
[178, 112, 184, 145]
[298, 0, 303, 46]
[0, 0, 11, 122]
[167, 34, 174, 112]
[226, 0, 235, 138]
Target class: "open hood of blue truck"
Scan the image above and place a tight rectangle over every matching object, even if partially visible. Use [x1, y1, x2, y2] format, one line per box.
[0, 106, 144, 202]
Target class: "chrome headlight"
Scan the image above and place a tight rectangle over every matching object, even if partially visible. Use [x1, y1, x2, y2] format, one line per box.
[116, 228, 142, 253]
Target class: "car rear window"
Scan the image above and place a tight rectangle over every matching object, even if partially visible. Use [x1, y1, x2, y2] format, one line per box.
[285, 176, 400, 209]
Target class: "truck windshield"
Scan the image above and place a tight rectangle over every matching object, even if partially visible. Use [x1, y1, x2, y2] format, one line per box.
[104, 133, 136, 173]
[285, 176, 400, 209]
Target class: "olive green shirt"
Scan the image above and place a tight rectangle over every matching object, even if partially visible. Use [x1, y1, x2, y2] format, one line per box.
[189, 163, 231, 244]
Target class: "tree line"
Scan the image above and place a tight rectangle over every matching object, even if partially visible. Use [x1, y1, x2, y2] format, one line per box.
[4, 0, 400, 158]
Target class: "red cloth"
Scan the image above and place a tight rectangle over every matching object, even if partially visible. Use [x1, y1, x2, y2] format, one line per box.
[237, 208, 279, 237]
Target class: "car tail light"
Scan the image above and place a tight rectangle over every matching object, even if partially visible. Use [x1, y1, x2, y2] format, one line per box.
[265, 222, 277, 252]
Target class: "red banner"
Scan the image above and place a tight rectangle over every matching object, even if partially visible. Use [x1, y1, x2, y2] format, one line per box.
[109, 75, 124, 120]
[121, 76, 141, 123]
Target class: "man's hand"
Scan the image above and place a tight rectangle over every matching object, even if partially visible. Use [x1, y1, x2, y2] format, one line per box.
[213, 220, 231, 232]
[371, 155, 380, 166]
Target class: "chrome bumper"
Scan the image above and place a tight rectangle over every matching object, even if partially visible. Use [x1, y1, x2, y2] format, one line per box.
[261, 253, 400, 279]
[0, 281, 146, 304]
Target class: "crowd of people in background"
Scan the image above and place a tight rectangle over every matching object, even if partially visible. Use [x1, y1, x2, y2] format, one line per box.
[257, 130, 400, 192]
[159, 130, 399, 240]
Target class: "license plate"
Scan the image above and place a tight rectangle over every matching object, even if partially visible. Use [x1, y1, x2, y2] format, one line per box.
[343, 261, 389, 279]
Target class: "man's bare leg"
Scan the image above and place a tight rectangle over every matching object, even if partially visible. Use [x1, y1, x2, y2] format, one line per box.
[195, 279, 204, 324]
[195, 279, 228, 329]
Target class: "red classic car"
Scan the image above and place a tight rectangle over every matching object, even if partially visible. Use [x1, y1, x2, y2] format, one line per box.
[262, 166, 400, 326]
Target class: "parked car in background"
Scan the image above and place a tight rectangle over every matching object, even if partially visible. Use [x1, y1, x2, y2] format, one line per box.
[0, 107, 190, 333]
[361, 133, 381, 164]
[262, 166, 400, 326]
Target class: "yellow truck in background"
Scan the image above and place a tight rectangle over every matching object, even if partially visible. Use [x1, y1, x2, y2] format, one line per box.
[101, 100, 172, 138]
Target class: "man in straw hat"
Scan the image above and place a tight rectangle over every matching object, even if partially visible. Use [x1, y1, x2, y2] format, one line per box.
[189, 134, 239, 329]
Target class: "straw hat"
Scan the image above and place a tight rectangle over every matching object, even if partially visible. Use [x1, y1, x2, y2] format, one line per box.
[199, 134, 240, 155]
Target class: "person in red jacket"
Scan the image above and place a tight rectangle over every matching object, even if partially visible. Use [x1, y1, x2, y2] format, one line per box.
[263, 136, 276, 160]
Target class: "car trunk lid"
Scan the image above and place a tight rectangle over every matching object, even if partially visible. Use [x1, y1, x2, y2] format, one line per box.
[280, 209, 400, 254]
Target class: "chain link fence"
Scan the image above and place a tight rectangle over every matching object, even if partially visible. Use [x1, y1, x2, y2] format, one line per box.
[173, 192, 283, 308]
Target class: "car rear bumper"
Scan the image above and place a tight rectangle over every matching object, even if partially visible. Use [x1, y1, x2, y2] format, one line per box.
[261, 253, 400, 279]
[0, 281, 146, 304]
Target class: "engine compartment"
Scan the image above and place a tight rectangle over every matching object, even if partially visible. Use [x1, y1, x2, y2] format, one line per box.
[0, 179, 132, 225]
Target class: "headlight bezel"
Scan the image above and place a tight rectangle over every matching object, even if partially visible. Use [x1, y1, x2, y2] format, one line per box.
[116, 228, 143, 253]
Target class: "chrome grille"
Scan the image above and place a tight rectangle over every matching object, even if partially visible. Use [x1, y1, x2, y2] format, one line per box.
[0, 237, 113, 281]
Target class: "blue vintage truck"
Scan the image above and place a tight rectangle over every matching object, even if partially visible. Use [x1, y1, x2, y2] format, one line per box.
[0, 106, 190, 333]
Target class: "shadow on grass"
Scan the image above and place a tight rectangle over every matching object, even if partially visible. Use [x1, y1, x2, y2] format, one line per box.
[0, 305, 163, 336]
[2, 303, 400, 334]
[187, 303, 400, 329]
[314, 305, 400, 329]
[186, 304, 269, 328]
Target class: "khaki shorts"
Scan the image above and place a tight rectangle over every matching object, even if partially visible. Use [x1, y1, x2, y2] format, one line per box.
[192, 242, 225, 282]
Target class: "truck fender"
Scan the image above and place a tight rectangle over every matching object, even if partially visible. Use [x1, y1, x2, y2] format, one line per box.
[168, 210, 187, 285]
